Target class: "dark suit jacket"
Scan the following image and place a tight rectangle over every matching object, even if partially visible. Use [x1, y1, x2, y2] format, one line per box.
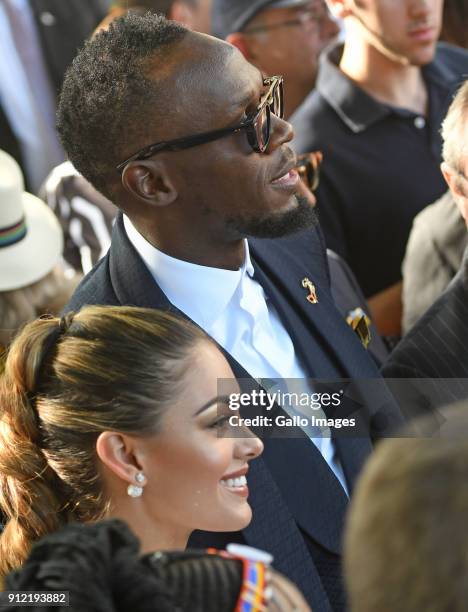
[66, 215, 403, 611]
[0, 0, 106, 177]
[383, 247, 468, 414]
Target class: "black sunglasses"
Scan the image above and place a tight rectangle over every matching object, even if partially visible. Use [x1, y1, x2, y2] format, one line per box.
[116, 76, 284, 174]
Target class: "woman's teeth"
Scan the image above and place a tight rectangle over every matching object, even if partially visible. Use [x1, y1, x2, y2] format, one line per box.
[220, 475, 247, 488]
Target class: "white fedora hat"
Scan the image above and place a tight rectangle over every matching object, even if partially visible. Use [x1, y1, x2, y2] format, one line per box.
[0, 149, 63, 291]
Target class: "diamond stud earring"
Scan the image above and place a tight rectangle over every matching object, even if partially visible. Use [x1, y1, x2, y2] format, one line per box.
[127, 471, 146, 498]
[127, 484, 142, 497]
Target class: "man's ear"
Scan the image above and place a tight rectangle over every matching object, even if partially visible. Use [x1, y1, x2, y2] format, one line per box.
[227, 32, 253, 61]
[441, 161, 468, 223]
[121, 161, 177, 208]
[442, 161, 463, 198]
[96, 431, 143, 486]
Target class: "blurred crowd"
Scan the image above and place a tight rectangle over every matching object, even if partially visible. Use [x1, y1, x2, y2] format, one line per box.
[1, 1, 468, 611]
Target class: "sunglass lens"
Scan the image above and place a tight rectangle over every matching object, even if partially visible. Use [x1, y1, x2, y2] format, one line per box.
[254, 106, 270, 152]
[273, 81, 283, 118]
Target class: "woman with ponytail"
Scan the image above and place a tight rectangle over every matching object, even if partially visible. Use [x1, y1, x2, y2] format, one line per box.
[0, 306, 265, 582]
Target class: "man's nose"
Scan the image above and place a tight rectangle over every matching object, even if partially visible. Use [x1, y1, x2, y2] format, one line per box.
[409, 0, 432, 20]
[267, 113, 295, 152]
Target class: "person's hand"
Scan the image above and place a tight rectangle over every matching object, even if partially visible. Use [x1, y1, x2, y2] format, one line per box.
[266, 569, 311, 611]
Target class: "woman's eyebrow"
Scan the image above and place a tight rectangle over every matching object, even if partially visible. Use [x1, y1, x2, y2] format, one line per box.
[194, 394, 231, 416]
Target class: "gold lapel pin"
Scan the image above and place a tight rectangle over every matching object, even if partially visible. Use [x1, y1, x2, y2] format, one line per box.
[302, 277, 318, 304]
[346, 307, 372, 349]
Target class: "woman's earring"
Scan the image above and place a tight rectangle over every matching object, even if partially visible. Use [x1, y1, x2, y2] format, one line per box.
[127, 471, 146, 498]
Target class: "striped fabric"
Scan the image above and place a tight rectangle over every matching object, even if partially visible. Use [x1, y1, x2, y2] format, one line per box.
[383, 246, 468, 411]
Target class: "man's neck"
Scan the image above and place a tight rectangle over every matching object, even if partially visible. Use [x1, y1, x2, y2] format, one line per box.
[128, 214, 247, 271]
[339, 36, 428, 116]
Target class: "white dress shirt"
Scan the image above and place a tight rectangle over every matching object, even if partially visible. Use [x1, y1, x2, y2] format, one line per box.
[124, 215, 348, 493]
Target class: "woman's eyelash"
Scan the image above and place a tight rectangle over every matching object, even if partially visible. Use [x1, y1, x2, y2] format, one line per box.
[208, 415, 230, 429]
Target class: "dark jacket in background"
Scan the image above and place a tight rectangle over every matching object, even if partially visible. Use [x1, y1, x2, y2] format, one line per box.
[0, 0, 107, 173]
[383, 247, 468, 412]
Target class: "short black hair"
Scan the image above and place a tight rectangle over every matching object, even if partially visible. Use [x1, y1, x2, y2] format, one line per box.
[57, 13, 188, 200]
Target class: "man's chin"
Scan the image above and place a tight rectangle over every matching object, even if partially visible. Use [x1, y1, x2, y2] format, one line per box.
[226, 194, 319, 240]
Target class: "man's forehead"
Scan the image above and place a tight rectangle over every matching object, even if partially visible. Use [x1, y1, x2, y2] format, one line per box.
[159, 32, 263, 105]
[184, 32, 261, 85]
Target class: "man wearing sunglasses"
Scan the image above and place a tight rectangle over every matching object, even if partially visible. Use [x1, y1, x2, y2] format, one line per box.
[58, 13, 402, 612]
[213, 0, 340, 119]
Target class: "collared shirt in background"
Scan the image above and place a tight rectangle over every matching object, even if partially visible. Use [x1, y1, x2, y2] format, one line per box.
[290, 42, 468, 298]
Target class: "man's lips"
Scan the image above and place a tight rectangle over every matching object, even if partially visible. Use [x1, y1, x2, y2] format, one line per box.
[271, 168, 300, 187]
[408, 26, 436, 41]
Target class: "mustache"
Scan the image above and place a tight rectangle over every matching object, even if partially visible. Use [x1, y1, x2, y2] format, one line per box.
[278, 147, 297, 171]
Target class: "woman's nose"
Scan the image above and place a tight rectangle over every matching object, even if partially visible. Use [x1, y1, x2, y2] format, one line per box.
[236, 431, 264, 460]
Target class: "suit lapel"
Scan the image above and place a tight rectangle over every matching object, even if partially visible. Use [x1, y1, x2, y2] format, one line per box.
[250, 230, 382, 379]
[108, 217, 175, 310]
[250, 232, 377, 486]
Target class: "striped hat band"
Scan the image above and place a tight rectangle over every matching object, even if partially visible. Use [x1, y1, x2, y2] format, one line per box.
[0, 216, 27, 249]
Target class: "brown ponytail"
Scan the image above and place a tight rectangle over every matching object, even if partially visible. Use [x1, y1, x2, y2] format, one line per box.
[0, 306, 206, 580]
[0, 318, 70, 580]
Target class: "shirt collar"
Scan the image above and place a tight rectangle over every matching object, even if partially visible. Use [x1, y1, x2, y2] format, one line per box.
[316, 44, 391, 133]
[316, 43, 456, 133]
[123, 215, 254, 329]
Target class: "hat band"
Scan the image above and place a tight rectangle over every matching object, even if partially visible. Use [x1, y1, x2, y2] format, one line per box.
[0, 216, 27, 248]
